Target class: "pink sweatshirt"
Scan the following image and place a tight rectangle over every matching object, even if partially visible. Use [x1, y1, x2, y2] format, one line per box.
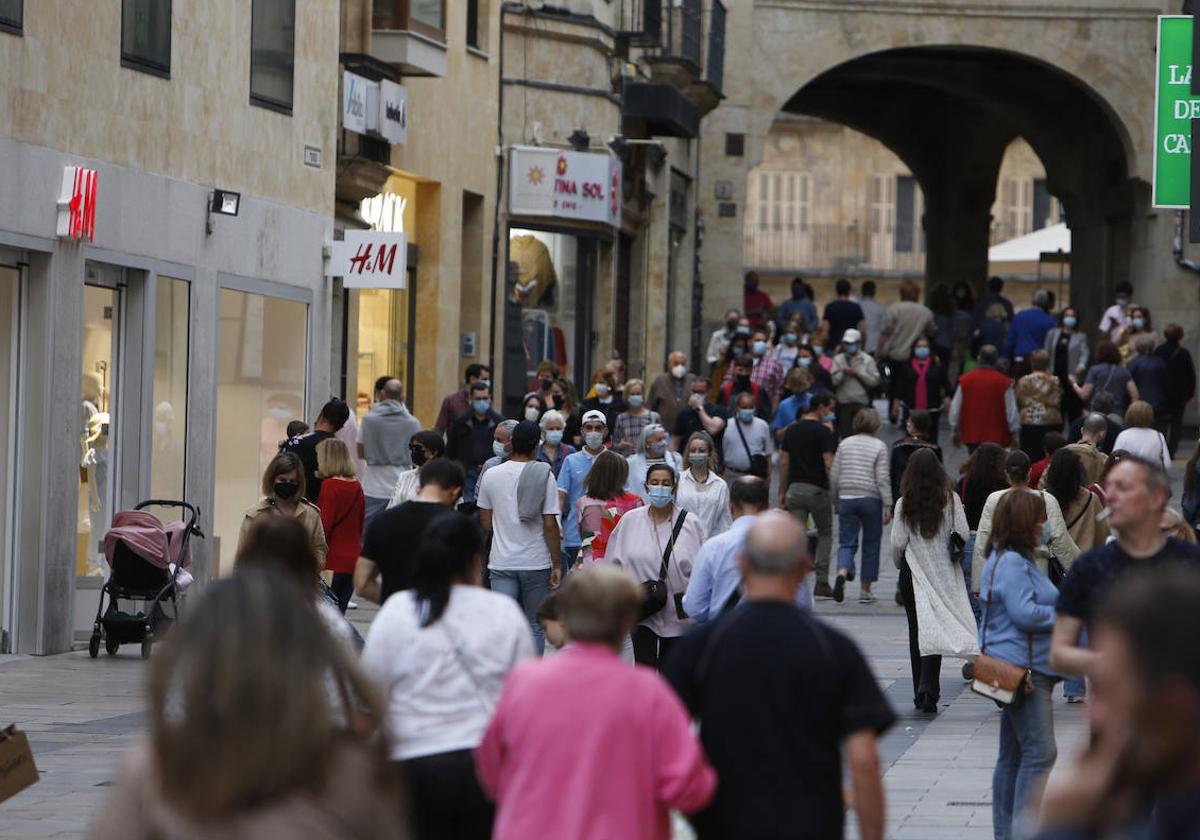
[476, 643, 716, 840]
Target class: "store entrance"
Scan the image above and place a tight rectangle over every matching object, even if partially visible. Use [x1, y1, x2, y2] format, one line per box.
[78, 280, 121, 580]
[0, 261, 18, 652]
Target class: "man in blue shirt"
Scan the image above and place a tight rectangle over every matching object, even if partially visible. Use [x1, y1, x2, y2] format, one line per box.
[684, 477, 812, 622]
[556, 409, 609, 574]
[1003, 289, 1056, 374]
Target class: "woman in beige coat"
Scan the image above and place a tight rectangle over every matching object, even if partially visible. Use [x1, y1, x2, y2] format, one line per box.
[88, 569, 407, 840]
[1042, 448, 1109, 553]
[237, 451, 328, 570]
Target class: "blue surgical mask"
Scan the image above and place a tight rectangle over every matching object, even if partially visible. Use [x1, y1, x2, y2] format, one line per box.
[798, 357, 812, 368]
[784, 332, 798, 345]
[1116, 297, 1128, 308]
[822, 413, 837, 424]
[1132, 317, 1145, 330]
[844, 343, 858, 355]
[473, 399, 490, 414]
[913, 346, 931, 360]
[647, 486, 674, 508]
[738, 408, 755, 424]
[753, 341, 769, 356]
[545, 429, 563, 446]
[1063, 316, 1077, 328]
[584, 431, 605, 449]
[812, 345, 824, 355]
[628, 394, 644, 408]
[647, 439, 668, 458]
[736, 325, 751, 336]
[493, 441, 508, 458]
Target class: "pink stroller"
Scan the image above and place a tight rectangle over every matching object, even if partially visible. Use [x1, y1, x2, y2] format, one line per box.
[87, 500, 202, 660]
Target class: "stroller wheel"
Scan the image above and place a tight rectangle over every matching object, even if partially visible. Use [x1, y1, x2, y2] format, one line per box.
[105, 637, 120, 656]
[88, 631, 100, 659]
[141, 638, 153, 660]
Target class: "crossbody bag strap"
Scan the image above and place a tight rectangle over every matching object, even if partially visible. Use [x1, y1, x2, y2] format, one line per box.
[734, 416, 754, 466]
[979, 550, 1005, 653]
[658, 510, 688, 581]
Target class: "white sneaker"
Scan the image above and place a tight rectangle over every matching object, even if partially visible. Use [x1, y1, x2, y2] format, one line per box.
[347, 600, 359, 610]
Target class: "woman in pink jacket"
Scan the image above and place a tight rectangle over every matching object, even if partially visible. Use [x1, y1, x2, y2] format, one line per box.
[475, 565, 716, 840]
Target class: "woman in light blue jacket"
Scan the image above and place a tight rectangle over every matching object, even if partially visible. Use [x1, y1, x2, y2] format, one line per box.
[978, 490, 1062, 840]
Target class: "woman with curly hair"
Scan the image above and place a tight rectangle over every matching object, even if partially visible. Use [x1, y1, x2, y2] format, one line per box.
[890, 448, 977, 713]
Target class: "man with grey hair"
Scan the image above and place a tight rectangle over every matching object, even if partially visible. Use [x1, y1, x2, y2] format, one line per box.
[664, 511, 894, 840]
[478, 419, 518, 484]
[1060, 413, 1109, 486]
[358, 377, 421, 525]
[949, 344, 1020, 452]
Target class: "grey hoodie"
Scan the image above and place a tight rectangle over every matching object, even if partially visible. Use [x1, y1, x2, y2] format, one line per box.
[360, 400, 420, 467]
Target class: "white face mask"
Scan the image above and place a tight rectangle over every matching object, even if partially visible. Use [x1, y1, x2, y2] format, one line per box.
[524, 407, 540, 422]
[671, 364, 687, 379]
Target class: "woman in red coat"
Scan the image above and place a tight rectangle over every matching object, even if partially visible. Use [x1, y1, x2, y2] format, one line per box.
[316, 438, 366, 613]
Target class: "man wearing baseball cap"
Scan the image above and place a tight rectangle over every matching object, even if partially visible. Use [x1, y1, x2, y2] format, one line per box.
[478, 419, 562, 653]
[557, 410, 610, 575]
[830, 328, 880, 439]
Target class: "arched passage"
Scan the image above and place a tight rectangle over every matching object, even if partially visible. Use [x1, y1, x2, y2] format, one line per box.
[777, 46, 1136, 329]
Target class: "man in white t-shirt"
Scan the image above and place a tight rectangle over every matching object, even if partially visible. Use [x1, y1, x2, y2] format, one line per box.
[1098, 281, 1133, 342]
[478, 420, 562, 653]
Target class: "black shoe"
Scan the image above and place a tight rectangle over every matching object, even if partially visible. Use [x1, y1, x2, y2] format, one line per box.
[832, 576, 846, 603]
[845, 569, 856, 582]
[895, 589, 905, 606]
[813, 581, 835, 599]
[915, 693, 939, 714]
[962, 661, 974, 681]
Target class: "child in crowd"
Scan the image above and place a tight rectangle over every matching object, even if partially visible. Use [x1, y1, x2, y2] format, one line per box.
[537, 593, 567, 655]
[285, 420, 309, 439]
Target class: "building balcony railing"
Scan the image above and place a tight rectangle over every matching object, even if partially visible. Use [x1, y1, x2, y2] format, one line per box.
[744, 224, 926, 274]
[617, 0, 724, 101]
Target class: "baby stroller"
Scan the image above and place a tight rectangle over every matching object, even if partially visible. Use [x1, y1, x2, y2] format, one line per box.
[88, 500, 203, 660]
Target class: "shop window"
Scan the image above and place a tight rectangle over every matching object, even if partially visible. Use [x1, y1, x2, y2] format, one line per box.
[213, 289, 306, 574]
[151, 277, 188, 501]
[250, 0, 295, 113]
[78, 286, 120, 577]
[122, 0, 171, 76]
[0, 0, 22, 34]
[354, 285, 413, 419]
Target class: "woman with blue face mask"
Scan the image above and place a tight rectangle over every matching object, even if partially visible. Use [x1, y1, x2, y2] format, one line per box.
[536, 409, 576, 479]
[891, 337, 950, 442]
[1043, 306, 1089, 426]
[625, 424, 684, 504]
[605, 462, 707, 669]
[721, 392, 774, 482]
[611, 379, 662, 457]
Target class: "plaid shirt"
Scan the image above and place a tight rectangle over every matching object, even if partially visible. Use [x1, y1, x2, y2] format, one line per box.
[612, 410, 662, 451]
[724, 354, 784, 399]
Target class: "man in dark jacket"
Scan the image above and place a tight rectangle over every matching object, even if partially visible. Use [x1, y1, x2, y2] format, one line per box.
[445, 381, 503, 506]
[1155, 323, 1197, 457]
[279, 398, 351, 503]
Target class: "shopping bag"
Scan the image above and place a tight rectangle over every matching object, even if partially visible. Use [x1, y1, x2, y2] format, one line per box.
[0, 725, 39, 803]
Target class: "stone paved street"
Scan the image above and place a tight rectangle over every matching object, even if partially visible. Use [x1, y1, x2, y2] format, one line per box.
[0, 423, 1188, 838]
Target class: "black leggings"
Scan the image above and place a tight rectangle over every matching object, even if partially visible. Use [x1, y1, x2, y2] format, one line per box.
[401, 750, 494, 840]
[632, 625, 678, 671]
[898, 562, 942, 707]
[330, 572, 355, 614]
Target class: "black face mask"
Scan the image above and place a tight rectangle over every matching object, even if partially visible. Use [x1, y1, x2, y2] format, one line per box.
[274, 480, 299, 501]
[540, 378, 553, 391]
[734, 375, 752, 389]
[551, 395, 564, 409]
[410, 446, 428, 467]
[726, 319, 738, 331]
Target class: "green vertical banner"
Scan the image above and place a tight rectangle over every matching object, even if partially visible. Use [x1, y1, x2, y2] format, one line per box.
[1155, 16, 1196, 208]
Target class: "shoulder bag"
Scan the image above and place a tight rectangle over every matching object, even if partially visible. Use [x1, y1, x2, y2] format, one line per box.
[1037, 491, 1067, 588]
[639, 511, 688, 622]
[972, 554, 1035, 706]
[735, 417, 770, 479]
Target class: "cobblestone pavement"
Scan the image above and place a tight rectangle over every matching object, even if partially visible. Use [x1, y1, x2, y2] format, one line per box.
[0, 418, 1189, 838]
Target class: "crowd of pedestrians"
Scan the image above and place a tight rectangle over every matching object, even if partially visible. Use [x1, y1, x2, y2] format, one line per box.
[89, 275, 1200, 840]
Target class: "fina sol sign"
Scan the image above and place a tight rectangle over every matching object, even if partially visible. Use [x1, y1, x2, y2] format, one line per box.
[509, 146, 621, 227]
[56, 166, 98, 242]
[325, 229, 408, 289]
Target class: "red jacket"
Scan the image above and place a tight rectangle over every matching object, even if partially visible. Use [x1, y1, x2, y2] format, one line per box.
[957, 368, 1013, 446]
[317, 478, 365, 574]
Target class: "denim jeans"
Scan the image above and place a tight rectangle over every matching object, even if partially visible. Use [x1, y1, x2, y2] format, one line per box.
[993, 671, 1059, 840]
[962, 532, 982, 625]
[363, 495, 391, 529]
[836, 496, 882, 583]
[489, 568, 552, 654]
[1063, 629, 1088, 698]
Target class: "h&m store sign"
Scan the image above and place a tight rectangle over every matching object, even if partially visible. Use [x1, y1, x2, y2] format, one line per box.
[509, 146, 621, 228]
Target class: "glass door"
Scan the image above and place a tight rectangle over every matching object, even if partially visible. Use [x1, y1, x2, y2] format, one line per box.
[0, 263, 18, 652]
[78, 283, 120, 578]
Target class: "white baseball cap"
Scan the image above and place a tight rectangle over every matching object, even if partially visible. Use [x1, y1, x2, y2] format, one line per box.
[842, 328, 862, 344]
[581, 409, 607, 426]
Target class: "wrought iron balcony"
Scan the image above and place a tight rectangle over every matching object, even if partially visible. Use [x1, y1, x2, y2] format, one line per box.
[617, 0, 724, 99]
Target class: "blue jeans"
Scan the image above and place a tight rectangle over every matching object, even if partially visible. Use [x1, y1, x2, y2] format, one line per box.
[562, 546, 581, 580]
[962, 532, 982, 625]
[489, 568, 552, 654]
[364, 495, 391, 529]
[836, 497, 882, 583]
[993, 671, 1059, 840]
[1064, 629, 1088, 698]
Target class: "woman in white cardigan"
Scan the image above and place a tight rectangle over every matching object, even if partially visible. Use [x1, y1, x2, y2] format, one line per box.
[970, 449, 1080, 594]
[1111, 400, 1171, 472]
[891, 448, 978, 713]
[830, 408, 891, 604]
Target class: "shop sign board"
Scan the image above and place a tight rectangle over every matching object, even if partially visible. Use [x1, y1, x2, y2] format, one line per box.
[509, 146, 621, 227]
[1154, 16, 1195, 208]
[56, 165, 98, 242]
[378, 80, 408, 145]
[327, 230, 408, 289]
[343, 71, 370, 136]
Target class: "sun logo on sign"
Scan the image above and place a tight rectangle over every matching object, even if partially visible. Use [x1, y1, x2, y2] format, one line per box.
[527, 166, 545, 186]
[557, 155, 569, 175]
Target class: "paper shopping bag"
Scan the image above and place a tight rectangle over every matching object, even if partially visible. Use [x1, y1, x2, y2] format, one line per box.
[0, 725, 39, 803]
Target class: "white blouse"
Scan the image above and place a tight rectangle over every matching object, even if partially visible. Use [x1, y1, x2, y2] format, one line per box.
[676, 468, 733, 538]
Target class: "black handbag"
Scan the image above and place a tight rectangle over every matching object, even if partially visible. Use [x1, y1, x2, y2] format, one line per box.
[639, 511, 688, 622]
[949, 530, 966, 565]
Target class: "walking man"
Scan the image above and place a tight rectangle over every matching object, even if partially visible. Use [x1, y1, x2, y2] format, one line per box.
[435, 363, 490, 434]
[949, 344, 1019, 451]
[557, 410, 610, 573]
[830, 328, 880, 438]
[446, 380, 503, 508]
[280, 398, 351, 503]
[664, 511, 894, 840]
[648, 351, 697, 434]
[779, 393, 839, 598]
[478, 420, 562, 653]
[358, 378, 420, 525]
